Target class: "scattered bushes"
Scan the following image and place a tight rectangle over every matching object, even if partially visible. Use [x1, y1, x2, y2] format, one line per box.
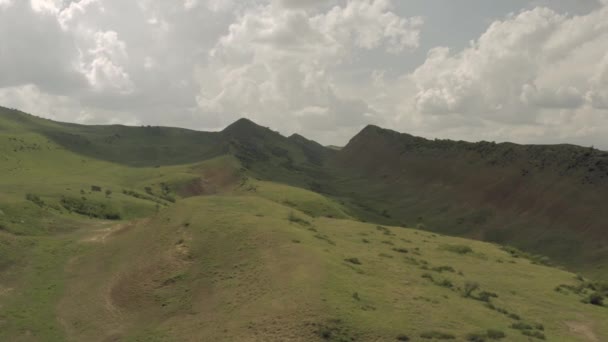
[432, 266, 455, 273]
[421, 273, 454, 289]
[500, 246, 552, 266]
[467, 329, 506, 341]
[510, 322, 545, 340]
[122, 189, 167, 205]
[344, 257, 362, 265]
[376, 225, 394, 236]
[556, 277, 608, 306]
[25, 193, 45, 207]
[486, 329, 506, 339]
[60, 196, 121, 220]
[392, 247, 409, 254]
[420, 330, 455, 340]
[587, 292, 604, 306]
[288, 212, 311, 225]
[463, 281, 480, 298]
[477, 291, 499, 302]
[441, 244, 473, 255]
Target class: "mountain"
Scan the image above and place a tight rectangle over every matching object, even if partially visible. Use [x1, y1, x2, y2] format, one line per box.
[1, 106, 608, 341]
[332, 124, 608, 278]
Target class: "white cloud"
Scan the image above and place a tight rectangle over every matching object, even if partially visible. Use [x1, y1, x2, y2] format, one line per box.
[78, 31, 133, 94]
[196, 0, 422, 136]
[2, 0, 608, 149]
[389, 4, 608, 147]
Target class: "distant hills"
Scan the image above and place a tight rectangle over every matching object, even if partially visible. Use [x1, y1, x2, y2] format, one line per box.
[1, 106, 608, 341]
[2, 106, 607, 279]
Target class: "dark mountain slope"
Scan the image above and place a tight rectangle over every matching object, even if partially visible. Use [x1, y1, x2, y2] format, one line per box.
[0, 108, 333, 173]
[333, 125, 608, 277]
[0, 107, 226, 167]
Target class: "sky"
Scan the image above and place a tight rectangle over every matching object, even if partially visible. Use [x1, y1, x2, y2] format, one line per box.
[1, 0, 608, 148]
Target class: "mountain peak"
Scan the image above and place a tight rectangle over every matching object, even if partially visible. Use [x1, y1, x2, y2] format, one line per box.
[221, 118, 273, 139]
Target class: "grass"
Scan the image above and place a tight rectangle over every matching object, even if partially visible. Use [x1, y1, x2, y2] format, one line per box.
[2, 108, 608, 341]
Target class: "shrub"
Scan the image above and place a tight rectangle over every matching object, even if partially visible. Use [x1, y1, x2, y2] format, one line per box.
[465, 333, 486, 341]
[393, 247, 409, 254]
[362, 238, 370, 243]
[352, 292, 360, 301]
[344, 258, 362, 265]
[91, 185, 102, 192]
[521, 330, 545, 340]
[105, 189, 112, 197]
[432, 266, 455, 273]
[420, 330, 455, 339]
[25, 193, 45, 207]
[288, 212, 310, 225]
[442, 244, 473, 254]
[396, 335, 410, 341]
[486, 329, 506, 339]
[510, 322, 532, 331]
[477, 291, 498, 302]
[421, 273, 434, 281]
[438, 279, 454, 288]
[587, 292, 604, 306]
[463, 281, 480, 297]
[60, 196, 121, 220]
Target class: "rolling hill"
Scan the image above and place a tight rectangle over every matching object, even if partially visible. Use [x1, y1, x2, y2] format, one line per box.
[1, 106, 608, 341]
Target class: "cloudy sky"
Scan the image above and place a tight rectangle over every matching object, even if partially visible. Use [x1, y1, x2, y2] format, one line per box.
[1, 0, 608, 148]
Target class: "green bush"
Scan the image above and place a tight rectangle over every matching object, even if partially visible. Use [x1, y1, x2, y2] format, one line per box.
[432, 266, 455, 273]
[25, 193, 45, 207]
[510, 322, 532, 331]
[486, 329, 506, 339]
[442, 244, 473, 254]
[587, 292, 604, 306]
[463, 281, 480, 297]
[465, 333, 486, 341]
[477, 291, 499, 302]
[344, 257, 362, 265]
[288, 212, 310, 225]
[521, 330, 545, 340]
[420, 330, 455, 339]
[396, 334, 410, 341]
[60, 196, 121, 220]
[438, 279, 454, 288]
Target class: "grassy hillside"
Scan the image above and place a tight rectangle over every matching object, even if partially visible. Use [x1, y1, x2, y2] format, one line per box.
[3, 183, 608, 341]
[1, 107, 608, 341]
[331, 125, 608, 280]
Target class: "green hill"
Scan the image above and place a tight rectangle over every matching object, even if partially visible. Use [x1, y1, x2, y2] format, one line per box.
[331, 125, 608, 280]
[1, 107, 607, 341]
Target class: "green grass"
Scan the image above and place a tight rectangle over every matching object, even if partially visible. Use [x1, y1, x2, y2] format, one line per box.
[2, 108, 608, 341]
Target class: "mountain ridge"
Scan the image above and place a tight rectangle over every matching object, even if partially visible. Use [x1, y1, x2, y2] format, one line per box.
[2, 106, 607, 279]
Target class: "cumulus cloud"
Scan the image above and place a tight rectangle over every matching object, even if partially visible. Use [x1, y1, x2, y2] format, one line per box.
[196, 0, 422, 135]
[391, 4, 608, 146]
[1, 0, 608, 148]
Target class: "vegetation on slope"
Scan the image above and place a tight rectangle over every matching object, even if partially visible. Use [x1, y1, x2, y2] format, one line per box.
[1, 107, 608, 341]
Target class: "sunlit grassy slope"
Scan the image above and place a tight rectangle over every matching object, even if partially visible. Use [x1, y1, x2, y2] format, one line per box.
[5, 190, 608, 341]
[1, 108, 608, 341]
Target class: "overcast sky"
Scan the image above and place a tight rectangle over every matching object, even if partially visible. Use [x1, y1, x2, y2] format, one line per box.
[1, 0, 608, 148]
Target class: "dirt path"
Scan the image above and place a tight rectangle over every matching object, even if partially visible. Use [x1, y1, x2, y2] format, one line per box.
[566, 321, 599, 342]
[79, 221, 135, 244]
